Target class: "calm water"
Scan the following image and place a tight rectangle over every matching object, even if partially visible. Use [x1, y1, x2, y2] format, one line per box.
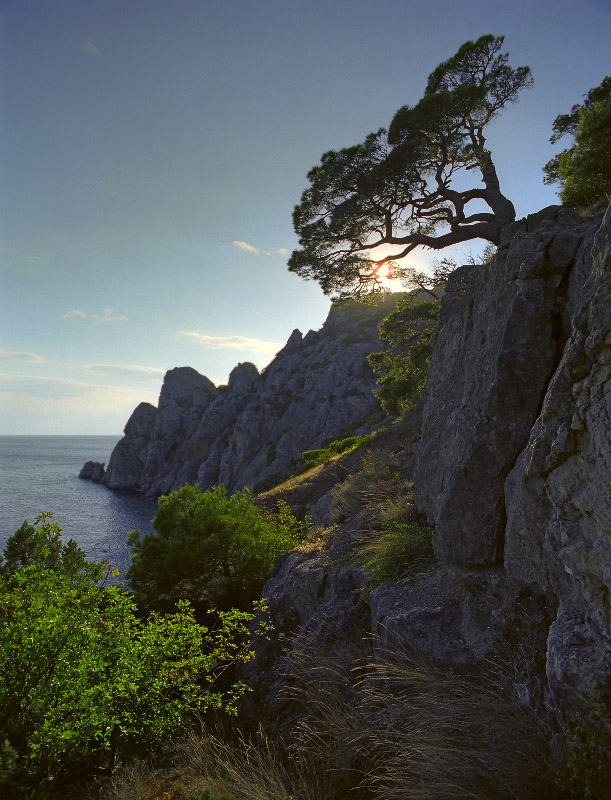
[0, 436, 158, 579]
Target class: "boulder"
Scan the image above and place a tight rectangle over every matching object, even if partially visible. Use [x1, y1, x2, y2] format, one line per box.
[79, 460, 106, 482]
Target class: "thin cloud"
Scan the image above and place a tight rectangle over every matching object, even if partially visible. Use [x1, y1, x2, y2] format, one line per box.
[63, 308, 128, 323]
[181, 331, 282, 355]
[100, 315, 128, 323]
[84, 39, 101, 58]
[233, 240, 260, 254]
[109, 190, 121, 198]
[83, 363, 166, 377]
[0, 373, 117, 390]
[100, 307, 128, 323]
[232, 241, 289, 257]
[0, 350, 43, 363]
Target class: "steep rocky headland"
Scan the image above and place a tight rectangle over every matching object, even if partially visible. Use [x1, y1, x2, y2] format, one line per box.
[82, 296, 399, 496]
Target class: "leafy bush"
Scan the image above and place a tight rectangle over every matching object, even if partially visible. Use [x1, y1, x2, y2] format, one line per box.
[543, 76, 611, 207]
[127, 484, 306, 613]
[302, 433, 372, 471]
[0, 516, 261, 799]
[368, 296, 440, 416]
[0, 512, 94, 581]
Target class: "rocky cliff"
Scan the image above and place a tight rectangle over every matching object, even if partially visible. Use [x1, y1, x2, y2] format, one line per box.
[414, 203, 610, 711]
[243, 204, 611, 744]
[86, 297, 399, 496]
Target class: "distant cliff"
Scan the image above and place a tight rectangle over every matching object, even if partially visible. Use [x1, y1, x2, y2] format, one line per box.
[86, 297, 400, 496]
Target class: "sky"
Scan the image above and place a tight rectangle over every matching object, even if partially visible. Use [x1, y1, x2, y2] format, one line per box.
[1, 0, 609, 434]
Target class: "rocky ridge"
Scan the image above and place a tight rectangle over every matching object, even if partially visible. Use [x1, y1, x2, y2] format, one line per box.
[243, 204, 611, 733]
[82, 297, 400, 496]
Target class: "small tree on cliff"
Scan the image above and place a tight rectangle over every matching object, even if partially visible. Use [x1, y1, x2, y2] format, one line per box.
[288, 34, 532, 299]
[543, 76, 611, 207]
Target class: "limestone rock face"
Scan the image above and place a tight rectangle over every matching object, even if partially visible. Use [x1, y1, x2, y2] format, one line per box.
[415, 206, 590, 566]
[413, 204, 610, 712]
[503, 207, 611, 708]
[96, 297, 397, 496]
[102, 402, 157, 490]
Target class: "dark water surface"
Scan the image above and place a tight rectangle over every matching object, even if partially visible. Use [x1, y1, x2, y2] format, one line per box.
[0, 436, 157, 578]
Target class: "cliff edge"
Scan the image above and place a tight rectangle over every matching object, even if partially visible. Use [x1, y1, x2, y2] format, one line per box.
[245, 204, 610, 739]
[86, 297, 399, 496]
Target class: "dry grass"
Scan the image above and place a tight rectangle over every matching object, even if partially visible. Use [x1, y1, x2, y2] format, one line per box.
[257, 462, 328, 497]
[100, 641, 573, 800]
[357, 652, 557, 800]
[294, 524, 337, 554]
[98, 761, 155, 800]
[329, 463, 435, 590]
[282, 632, 371, 795]
[330, 451, 403, 524]
[184, 724, 338, 800]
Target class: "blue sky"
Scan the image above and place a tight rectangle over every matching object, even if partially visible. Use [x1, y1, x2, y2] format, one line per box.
[1, 0, 609, 434]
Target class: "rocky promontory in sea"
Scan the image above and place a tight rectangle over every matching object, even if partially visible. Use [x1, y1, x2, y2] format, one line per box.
[81, 296, 400, 496]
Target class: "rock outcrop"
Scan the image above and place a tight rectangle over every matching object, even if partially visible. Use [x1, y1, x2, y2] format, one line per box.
[244, 204, 610, 735]
[81, 204, 611, 732]
[78, 461, 106, 482]
[89, 297, 399, 496]
[411, 203, 610, 711]
[415, 205, 585, 565]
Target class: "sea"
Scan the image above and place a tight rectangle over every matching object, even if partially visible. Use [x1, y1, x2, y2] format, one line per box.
[0, 436, 158, 581]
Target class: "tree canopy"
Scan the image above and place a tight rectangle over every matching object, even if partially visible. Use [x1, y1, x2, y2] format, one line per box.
[0, 515, 262, 798]
[127, 484, 306, 614]
[289, 35, 532, 299]
[543, 76, 611, 207]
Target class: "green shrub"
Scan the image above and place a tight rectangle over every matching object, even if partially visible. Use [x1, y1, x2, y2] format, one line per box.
[543, 77, 611, 207]
[368, 297, 440, 417]
[0, 517, 261, 799]
[355, 519, 434, 593]
[127, 484, 306, 613]
[302, 433, 372, 471]
[0, 512, 93, 581]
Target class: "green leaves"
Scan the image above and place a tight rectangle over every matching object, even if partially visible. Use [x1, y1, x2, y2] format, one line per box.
[0, 551, 262, 797]
[543, 77, 611, 207]
[368, 296, 440, 417]
[290, 35, 531, 300]
[127, 484, 306, 614]
[0, 513, 100, 582]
